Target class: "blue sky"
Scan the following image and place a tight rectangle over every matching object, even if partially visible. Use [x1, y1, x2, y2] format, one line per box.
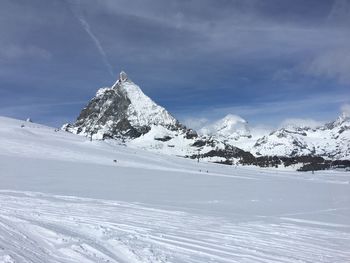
[0, 0, 349, 129]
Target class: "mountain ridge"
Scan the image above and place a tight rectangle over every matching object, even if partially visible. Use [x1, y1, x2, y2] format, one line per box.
[63, 71, 350, 168]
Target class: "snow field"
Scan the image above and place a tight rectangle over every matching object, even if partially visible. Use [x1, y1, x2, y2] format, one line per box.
[0, 116, 349, 262]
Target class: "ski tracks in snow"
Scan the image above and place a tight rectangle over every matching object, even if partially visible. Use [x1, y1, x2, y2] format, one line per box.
[0, 191, 349, 263]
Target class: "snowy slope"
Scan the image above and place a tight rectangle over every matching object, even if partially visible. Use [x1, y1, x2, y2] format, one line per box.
[120, 80, 176, 128]
[1, 116, 350, 262]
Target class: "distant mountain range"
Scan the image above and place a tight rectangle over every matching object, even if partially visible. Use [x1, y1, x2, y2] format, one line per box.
[63, 72, 350, 170]
[199, 113, 350, 160]
[252, 113, 350, 160]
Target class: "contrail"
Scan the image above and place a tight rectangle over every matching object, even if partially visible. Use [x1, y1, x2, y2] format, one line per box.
[66, 0, 114, 77]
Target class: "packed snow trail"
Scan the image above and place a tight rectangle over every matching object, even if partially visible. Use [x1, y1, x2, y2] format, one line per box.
[1, 116, 350, 262]
[1, 191, 350, 263]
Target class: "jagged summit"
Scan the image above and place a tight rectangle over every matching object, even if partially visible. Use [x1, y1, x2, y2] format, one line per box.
[111, 71, 131, 89]
[119, 71, 128, 82]
[63, 72, 187, 140]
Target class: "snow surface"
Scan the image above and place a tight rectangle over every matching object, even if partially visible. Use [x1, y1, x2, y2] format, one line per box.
[1, 116, 350, 262]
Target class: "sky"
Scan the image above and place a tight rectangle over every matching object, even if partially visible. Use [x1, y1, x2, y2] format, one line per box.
[0, 0, 349, 129]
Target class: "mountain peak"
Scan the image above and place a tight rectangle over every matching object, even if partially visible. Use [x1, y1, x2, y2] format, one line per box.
[119, 71, 128, 82]
[64, 71, 179, 140]
[221, 114, 247, 124]
[200, 114, 251, 141]
[214, 114, 250, 136]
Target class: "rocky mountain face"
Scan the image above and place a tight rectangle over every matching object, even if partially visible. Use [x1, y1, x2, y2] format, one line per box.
[252, 113, 350, 160]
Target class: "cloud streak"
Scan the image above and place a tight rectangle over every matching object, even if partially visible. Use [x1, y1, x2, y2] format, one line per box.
[341, 103, 350, 116]
[66, 0, 114, 77]
[305, 49, 350, 84]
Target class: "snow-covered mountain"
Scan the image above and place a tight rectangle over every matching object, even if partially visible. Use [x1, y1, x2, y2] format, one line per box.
[63, 71, 349, 162]
[63, 71, 188, 140]
[63, 72, 253, 161]
[198, 112, 350, 161]
[199, 114, 261, 152]
[200, 114, 251, 141]
[252, 113, 350, 159]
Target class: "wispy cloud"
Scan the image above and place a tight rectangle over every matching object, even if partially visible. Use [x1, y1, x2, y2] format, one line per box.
[177, 93, 350, 127]
[0, 45, 51, 61]
[182, 117, 209, 131]
[279, 118, 325, 129]
[66, 0, 114, 77]
[304, 49, 350, 84]
[0, 100, 86, 124]
[341, 103, 350, 116]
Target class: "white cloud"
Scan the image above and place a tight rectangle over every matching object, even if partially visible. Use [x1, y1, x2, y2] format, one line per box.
[181, 93, 346, 119]
[183, 114, 273, 137]
[341, 103, 350, 116]
[182, 117, 208, 131]
[279, 118, 324, 129]
[301, 0, 350, 84]
[249, 124, 272, 138]
[174, 93, 349, 130]
[305, 49, 350, 84]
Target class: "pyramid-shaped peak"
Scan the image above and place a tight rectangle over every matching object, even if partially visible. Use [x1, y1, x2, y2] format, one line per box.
[119, 71, 128, 82]
[63, 70, 180, 140]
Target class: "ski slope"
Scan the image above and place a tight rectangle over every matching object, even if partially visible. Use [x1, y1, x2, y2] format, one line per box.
[0, 116, 350, 262]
